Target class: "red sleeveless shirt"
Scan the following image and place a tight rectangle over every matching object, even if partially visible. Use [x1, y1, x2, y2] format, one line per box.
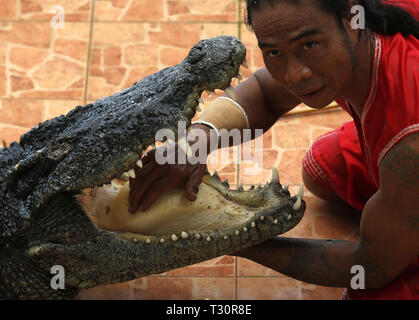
[337, 0, 419, 299]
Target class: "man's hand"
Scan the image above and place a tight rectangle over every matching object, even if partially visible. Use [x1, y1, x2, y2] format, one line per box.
[128, 141, 207, 213]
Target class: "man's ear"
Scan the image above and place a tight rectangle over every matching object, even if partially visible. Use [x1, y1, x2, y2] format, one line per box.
[342, 17, 360, 42]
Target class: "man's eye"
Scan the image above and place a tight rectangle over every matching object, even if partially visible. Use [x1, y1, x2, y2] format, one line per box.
[303, 42, 318, 50]
[267, 50, 281, 58]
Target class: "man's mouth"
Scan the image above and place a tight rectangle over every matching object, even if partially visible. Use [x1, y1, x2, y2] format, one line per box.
[298, 86, 325, 100]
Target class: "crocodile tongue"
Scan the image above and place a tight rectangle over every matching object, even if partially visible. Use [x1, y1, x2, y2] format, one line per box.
[81, 181, 256, 236]
[77, 170, 305, 245]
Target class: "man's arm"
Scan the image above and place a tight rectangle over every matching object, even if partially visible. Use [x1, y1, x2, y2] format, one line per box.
[237, 133, 419, 289]
[193, 67, 301, 149]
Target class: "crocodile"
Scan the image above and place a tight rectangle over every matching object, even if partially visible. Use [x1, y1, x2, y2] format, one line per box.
[0, 36, 305, 299]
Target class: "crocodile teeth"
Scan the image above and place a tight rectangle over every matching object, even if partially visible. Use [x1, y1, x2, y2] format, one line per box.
[198, 98, 204, 104]
[151, 142, 156, 149]
[241, 58, 249, 68]
[178, 136, 192, 158]
[213, 170, 219, 178]
[223, 178, 229, 187]
[224, 236, 228, 240]
[136, 159, 143, 168]
[235, 230, 240, 236]
[287, 214, 292, 221]
[160, 238, 165, 243]
[251, 221, 256, 228]
[260, 216, 265, 221]
[283, 184, 289, 192]
[171, 234, 179, 242]
[273, 219, 278, 225]
[297, 185, 304, 199]
[145, 239, 151, 244]
[128, 169, 136, 178]
[206, 236, 211, 242]
[271, 167, 279, 183]
[236, 73, 243, 81]
[196, 105, 202, 112]
[194, 233, 201, 239]
[292, 196, 302, 211]
[111, 180, 123, 189]
[225, 86, 237, 101]
[238, 184, 244, 191]
[181, 231, 189, 239]
[243, 227, 248, 232]
[119, 172, 129, 181]
[142, 150, 147, 157]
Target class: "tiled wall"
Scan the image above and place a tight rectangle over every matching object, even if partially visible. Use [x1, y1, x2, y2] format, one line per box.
[0, 0, 360, 299]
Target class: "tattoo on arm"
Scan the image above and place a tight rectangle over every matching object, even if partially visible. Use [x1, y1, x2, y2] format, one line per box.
[354, 239, 390, 288]
[280, 238, 353, 287]
[381, 135, 419, 188]
[380, 134, 419, 231]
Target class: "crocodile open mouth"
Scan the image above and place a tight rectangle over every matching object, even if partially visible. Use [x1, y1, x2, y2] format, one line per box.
[75, 55, 305, 251]
[78, 167, 304, 250]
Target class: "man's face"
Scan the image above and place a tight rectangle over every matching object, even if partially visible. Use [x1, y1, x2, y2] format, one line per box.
[251, 0, 357, 109]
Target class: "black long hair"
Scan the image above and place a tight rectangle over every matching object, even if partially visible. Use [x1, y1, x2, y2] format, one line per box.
[245, 0, 419, 39]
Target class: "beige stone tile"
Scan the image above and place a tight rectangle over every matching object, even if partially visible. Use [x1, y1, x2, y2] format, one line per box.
[200, 22, 238, 39]
[13, 0, 92, 21]
[0, 99, 84, 129]
[31, 56, 84, 89]
[278, 149, 307, 185]
[94, 0, 164, 21]
[88, 22, 216, 100]
[0, 124, 28, 145]
[132, 277, 235, 300]
[300, 284, 344, 300]
[237, 257, 282, 277]
[161, 256, 235, 277]
[148, 23, 201, 48]
[0, 99, 44, 127]
[0, 22, 89, 99]
[298, 109, 352, 129]
[239, 24, 263, 77]
[94, 0, 238, 22]
[237, 276, 303, 300]
[9, 46, 49, 70]
[0, 22, 52, 48]
[169, 0, 238, 22]
[310, 199, 361, 240]
[0, 0, 18, 20]
[76, 281, 134, 300]
[273, 124, 311, 149]
[43, 99, 84, 120]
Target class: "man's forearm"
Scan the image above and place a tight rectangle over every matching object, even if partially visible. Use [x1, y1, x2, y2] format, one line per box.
[236, 237, 389, 288]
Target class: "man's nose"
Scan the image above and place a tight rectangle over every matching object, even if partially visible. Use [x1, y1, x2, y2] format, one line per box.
[283, 56, 312, 84]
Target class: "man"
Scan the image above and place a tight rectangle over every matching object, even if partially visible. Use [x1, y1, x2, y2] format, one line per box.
[128, 0, 419, 299]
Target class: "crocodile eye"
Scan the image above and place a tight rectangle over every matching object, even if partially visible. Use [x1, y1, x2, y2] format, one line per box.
[187, 50, 204, 64]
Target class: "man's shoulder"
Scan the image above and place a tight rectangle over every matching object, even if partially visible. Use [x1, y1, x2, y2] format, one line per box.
[379, 131, 419, 191]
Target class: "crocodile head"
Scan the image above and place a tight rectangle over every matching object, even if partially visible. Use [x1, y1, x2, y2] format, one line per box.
[0, 36, 305, 299]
